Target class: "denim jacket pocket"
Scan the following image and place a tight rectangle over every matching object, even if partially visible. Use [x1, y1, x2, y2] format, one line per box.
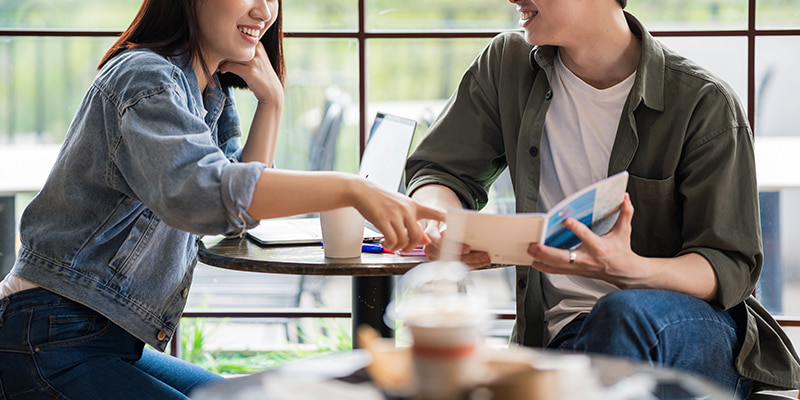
[108, 209, 158, 279]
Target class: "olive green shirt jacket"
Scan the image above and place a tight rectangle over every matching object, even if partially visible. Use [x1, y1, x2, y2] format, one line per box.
[406, 13, 800, 391]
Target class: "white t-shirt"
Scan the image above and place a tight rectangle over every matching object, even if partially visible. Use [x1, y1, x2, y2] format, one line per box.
[0, 273, 38, 299]
[538, 51, 636, 343]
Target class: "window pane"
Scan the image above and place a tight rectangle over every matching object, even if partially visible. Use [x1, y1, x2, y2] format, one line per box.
[755, 36, 800, 137]
[755, 36, 800, 318]
[367, 0, 517, 31]
[367, 37, 488, 108]
[366, 37, 489, 153]
[657, 36, 748, 104]
[283, 0, 358, 31]
[239, 37, 360, 173]
[0, 1, 139, 30]
[757, 0, 800, 29]
[0, 36, 115, 145]
[627, 0, 747, 31]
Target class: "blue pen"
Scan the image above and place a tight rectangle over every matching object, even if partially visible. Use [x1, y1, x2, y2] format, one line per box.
[362, 244, 390, 253]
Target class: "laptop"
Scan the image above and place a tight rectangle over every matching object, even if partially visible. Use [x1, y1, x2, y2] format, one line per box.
[247, 112, 417, 246]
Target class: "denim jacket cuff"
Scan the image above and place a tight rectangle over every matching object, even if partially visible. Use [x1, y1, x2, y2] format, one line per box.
[220, 162, 266, 237]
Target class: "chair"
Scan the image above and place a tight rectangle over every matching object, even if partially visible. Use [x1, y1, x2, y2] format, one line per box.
[308, 86, 349, 171]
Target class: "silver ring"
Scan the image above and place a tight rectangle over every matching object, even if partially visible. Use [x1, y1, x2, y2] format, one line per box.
[568, 249, 577, 264]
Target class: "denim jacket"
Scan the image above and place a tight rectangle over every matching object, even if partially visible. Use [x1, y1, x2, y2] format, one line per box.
[11, 49, 265, 351]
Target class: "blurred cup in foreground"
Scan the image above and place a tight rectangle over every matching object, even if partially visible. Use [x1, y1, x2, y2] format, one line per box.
[320, 207, 364, 258]
[386, 261, 490, 400]
[409, 310, 480, 400]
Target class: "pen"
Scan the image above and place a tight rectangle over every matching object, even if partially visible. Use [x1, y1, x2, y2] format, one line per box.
[361, 244, 392, 254]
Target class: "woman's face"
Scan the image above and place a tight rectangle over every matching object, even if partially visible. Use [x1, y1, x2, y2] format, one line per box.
[196, 0, 279, 70]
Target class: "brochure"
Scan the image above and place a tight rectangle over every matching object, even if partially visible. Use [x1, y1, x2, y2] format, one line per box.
[444, 171, 629, 265]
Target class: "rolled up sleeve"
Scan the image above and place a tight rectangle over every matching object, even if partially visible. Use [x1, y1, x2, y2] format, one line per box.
[220, 161, 264, 236]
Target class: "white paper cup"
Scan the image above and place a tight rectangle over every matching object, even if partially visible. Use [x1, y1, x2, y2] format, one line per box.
[319, 207, 365, 258]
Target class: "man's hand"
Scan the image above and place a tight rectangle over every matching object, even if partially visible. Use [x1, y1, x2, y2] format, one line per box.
[525, 193, 718, 302]
[526, 193, 640, 286]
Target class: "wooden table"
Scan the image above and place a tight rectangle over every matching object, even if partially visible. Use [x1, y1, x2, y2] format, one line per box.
[198, 235, 442, 346]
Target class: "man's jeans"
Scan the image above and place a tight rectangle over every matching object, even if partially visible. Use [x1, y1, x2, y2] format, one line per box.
[0, 289, 225, 399]
[548, 289, 754, 399]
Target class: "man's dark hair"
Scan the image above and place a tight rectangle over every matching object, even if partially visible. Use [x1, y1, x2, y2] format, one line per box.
[98, 0, 285, 89]
[617, 0, 627, 8]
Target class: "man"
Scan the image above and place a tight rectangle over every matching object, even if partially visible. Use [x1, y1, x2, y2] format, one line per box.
[405, 0, 800, 397]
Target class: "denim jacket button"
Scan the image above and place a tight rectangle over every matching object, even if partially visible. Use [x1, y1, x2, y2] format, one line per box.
[157, 330, 167, 341]
[517, 278, 527, 290]
[545, 90, 553, 100]
[528, 146, 539, 157]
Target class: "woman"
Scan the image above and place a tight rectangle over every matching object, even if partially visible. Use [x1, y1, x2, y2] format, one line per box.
[0, 0, 443, 398]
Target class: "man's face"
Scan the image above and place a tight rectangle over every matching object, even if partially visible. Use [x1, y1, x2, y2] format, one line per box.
[509, 0, 577, 47]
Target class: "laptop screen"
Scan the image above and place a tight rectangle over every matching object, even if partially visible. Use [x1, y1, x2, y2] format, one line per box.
[246, 112, 417, 246]
[358, 112, 417, 193]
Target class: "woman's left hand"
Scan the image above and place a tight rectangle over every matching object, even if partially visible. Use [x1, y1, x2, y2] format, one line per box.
[218, 42, 283, 105]
[526, 194, 648, 289]
[223, 42, 284, 165]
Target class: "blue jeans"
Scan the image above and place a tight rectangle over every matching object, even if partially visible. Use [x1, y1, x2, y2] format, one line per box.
[547, 289, 754, 400]
[0, 289, 225, 399]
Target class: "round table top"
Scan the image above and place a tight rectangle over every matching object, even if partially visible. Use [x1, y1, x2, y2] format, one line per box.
[199, 235, 434, 276]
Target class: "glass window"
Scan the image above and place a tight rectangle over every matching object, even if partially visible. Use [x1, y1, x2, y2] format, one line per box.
[657, 36, 748, 103]
[367, 38, 489, 102]
[283, 0, 358, 32]
[238, 37, 361, 173]
[757, 0, 800, 29]
[0, 1, 140, 30]
[366, 0, 517, 31]
[627, 0, 747, 31]
[755, 36, 800, 137]
[754, 36, 800, 319]
[366, 37, 489, 147]
[0, 36, 115, 144]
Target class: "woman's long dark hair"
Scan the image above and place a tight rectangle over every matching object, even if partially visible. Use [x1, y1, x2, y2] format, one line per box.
[98, 0, 285, 89]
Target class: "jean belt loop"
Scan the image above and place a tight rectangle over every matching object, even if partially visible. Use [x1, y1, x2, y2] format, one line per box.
[0, 297, 9, 327]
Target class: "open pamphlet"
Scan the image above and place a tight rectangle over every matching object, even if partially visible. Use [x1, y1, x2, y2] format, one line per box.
[444, 171, 629, 265]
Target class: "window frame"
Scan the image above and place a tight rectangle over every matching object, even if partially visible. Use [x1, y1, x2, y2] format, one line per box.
[2, 0, 799, 329]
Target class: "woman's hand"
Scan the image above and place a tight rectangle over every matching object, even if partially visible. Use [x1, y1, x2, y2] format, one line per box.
[218, 42, 283, 105]
[222, 42, 283, 165]
[350, 180, 446, 253]
[408, 184, 491, 267]
[420, 220, 492, 268]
